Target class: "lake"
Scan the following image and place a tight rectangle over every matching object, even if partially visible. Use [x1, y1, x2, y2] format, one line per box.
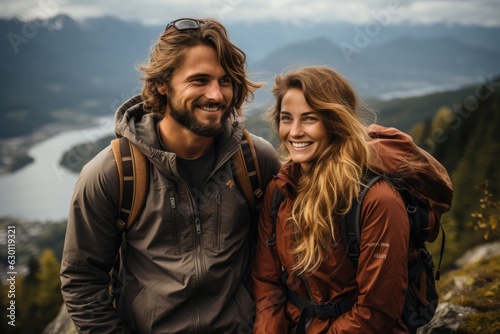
[0, 118, 115, 221]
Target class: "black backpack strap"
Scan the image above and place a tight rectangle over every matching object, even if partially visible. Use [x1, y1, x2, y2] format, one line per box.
[342, 174, 383, 267]
[288, 283, 354, 334]
[434, 225, 445, 280]
[266, 187, 284, 245]
[397, 186, 445, 281]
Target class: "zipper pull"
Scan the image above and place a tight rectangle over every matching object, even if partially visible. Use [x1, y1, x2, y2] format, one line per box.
[216, 193, 221, 205]
[169, 196, 176, 209]
[195, 218, 201, 234]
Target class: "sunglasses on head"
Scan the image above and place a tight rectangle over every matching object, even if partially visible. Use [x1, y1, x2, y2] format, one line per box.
[165, 18, 205, 32]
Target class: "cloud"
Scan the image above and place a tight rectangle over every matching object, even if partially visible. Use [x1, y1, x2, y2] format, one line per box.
[0, 0, 499, 27]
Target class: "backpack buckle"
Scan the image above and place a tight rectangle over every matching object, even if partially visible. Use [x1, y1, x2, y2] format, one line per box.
[419, 248, 435, 271]
[314, 301, 340, 319]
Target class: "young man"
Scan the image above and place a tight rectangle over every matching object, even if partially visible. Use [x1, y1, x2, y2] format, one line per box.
[60, 18, 281, 333]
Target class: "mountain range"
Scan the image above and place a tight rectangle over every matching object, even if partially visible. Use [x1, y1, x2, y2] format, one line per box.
[1, 14, 500, 138]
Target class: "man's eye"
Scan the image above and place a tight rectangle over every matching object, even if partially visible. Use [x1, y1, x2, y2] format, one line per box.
[193, 78, 208, 84]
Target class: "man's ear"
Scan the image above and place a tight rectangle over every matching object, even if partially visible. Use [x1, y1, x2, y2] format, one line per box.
[157, 83, 168, 95]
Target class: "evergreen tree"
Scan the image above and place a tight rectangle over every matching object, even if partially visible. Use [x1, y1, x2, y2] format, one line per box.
[34, 249, 63, 333]
[17, 254, 40, 333]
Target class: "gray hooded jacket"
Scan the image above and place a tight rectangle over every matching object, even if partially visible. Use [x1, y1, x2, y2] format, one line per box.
[60, 95, 281, 333]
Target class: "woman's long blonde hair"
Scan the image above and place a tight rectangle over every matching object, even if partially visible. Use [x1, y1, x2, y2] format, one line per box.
[269, 66, 375, 274]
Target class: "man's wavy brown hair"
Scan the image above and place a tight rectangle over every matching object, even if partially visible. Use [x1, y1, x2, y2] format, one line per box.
[139, 18, 262, 116]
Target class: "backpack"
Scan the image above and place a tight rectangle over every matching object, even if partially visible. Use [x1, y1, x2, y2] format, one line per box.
[268, 124, 453, 334]
[110, 128, 263, 232]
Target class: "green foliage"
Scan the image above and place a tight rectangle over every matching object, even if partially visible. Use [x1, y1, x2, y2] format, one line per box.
[468, 181, 499, 240]
[0, 247, 62, 333]
[34, 249, 63, 326]
[431, 106, 453, 133]
[407, 121, 427, 143]
[446, 93, 500, 227]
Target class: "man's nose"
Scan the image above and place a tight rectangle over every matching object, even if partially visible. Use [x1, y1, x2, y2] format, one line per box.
[205, 81, 224, 101]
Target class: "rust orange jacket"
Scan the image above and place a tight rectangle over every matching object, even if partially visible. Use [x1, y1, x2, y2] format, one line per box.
[252, 163, 410, 334]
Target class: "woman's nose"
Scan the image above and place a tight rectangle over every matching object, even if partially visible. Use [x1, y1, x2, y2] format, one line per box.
[289, 121, 304, 137]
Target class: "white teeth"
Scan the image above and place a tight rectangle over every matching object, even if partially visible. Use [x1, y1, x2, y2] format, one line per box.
[200, 106, 219, 111]
[291, 142, 311, 148]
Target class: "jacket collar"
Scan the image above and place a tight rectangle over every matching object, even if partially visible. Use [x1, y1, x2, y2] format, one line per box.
[275, 162, 302, 200]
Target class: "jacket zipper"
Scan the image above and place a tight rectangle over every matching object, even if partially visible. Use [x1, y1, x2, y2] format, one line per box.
[179, 139, 240, 333]
[194, 217, 201, 235]
[193, 216, 207, 333]
[174, 178, 205, 333]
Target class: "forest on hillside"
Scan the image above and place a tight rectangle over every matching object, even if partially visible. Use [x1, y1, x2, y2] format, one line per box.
[406, 81, 500, 267]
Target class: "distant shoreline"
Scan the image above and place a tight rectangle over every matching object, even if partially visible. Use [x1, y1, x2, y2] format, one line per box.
[0, 121, 99, 176]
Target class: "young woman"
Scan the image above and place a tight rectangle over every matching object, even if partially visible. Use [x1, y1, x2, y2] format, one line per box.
[252, 66, 410, 333]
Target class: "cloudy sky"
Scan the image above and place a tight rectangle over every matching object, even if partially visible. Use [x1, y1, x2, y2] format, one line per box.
[1, 0, 500, 27]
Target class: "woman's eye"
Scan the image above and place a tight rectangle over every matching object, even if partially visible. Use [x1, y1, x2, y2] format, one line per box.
[220, 77, 232, 85]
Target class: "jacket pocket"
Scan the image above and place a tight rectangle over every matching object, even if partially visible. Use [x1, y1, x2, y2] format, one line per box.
[130, 283, 159, 332]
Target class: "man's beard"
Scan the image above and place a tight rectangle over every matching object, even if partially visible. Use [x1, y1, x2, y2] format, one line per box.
[168, 97, 230, 137]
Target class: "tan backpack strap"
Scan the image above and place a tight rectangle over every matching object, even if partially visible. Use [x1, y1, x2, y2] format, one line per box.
[232, 129, 263, 211]
[111, 137, 149, 231]
[111, 139, 125, 229]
